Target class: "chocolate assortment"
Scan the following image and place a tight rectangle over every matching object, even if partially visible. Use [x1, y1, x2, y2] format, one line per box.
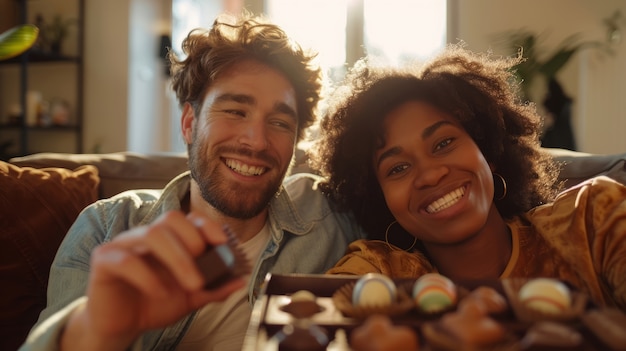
[243, 274, 626, 351]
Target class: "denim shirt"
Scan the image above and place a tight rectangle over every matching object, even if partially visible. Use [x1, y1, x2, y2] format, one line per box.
[20, 171, 364, 351]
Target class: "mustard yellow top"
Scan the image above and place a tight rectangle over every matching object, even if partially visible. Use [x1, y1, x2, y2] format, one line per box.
[327, 176, 626, 311]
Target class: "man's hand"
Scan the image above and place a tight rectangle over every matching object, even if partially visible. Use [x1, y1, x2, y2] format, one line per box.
[60, 211, 246, 351]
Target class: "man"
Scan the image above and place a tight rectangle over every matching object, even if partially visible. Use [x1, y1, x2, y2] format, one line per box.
[19, 14, 363, 351]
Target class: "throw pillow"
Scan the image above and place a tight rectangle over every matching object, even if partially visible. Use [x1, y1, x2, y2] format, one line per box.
[0, 161, 100, 351]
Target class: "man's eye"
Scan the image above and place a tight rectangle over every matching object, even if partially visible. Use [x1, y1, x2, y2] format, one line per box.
[272, 120, 295, 130]
[269, 116, 297, 132]
[225, 109, 245, 117]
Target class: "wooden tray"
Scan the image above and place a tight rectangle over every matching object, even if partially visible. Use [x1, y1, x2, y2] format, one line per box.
[242, 273, 621, 351]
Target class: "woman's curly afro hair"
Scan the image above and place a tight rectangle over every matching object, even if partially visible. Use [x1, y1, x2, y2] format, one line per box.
[308, 45, 562, 244]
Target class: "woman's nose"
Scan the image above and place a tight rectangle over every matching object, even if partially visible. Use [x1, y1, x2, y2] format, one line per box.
[412, 162, 449, 189]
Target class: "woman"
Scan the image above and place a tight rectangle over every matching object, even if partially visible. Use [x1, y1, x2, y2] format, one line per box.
[309, 45, 626, 311]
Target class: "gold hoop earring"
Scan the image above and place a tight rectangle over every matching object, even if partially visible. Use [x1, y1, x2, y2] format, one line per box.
[385, 221, 417, 252]
[493, 173, 507, 201]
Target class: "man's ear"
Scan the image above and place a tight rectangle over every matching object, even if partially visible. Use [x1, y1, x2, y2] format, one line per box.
[181, 102, 195, 144]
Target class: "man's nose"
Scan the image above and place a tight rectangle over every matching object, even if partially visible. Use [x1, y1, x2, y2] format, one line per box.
[238, 120, 269, 150]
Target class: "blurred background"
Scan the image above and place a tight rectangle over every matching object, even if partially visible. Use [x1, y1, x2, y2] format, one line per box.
[1, 0, 624, 158]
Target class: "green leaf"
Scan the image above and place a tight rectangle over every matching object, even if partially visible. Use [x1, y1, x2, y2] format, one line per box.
[539, 47, 580, 79]
[0, 24, 39, 61]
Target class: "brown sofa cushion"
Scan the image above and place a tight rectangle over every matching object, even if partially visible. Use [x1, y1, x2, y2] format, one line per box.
[10, 152, 188, 198]
[0, 162, 100, 351]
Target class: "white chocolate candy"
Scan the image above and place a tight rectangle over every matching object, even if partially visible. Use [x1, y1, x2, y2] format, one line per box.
[352, 273, 397, 307]
[413, 273, 457, 313]
[519, 278, 571, 314]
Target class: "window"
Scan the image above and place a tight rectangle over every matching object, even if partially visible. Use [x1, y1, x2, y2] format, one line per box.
[167, 0, 449, 152]
[266, 0, 448, 83]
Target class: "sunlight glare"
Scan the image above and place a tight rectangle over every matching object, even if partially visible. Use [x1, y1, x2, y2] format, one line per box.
[364, 0, 447, 66]
[266, 0, 347, 70]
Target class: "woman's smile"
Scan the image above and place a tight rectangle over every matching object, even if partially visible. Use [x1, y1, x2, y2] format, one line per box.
[425, 185, 466, 214]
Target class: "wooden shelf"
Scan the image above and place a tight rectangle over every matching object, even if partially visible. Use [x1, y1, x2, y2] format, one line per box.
[0, 0, 85, 157]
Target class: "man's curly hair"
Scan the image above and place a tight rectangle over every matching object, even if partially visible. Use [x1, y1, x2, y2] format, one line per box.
[168, 13, 322, 143]
[309, 45, 562, 245]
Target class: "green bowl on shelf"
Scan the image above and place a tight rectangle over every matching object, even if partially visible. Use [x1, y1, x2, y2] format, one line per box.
[0, 24, 39, 61]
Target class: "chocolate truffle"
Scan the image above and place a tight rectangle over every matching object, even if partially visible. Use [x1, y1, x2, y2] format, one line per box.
[272, 320, 329, 351]
[520, 321, 583, 350]
[352, 273, 397, 308]
[462, 286, 508, 315]
[518, 278, 571, 314]
[423, 298, 509, 350]
[281, 290, 323, 319]
[412, 273, 457, 313]
[195, 225, 250, 289]
[350, 314, 419, 351]
[581, 308, 626, 351]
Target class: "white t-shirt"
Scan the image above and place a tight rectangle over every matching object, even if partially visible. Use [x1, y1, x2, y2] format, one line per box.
[176, 223, 270, 351]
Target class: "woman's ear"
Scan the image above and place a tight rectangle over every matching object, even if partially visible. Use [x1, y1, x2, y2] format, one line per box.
[181, 102, 195, 144]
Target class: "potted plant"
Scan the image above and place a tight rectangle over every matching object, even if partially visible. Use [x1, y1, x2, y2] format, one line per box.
[39, 14, 77, 56]
[500, 29, 613, 151]
[503, 30, 609, 102]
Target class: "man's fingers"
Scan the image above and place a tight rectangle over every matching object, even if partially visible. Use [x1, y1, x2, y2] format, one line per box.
[136, 222, 204, 290]
[91, 245, 172, 299]
[186, 212, 229, 247]
[110, 211, 224, 291]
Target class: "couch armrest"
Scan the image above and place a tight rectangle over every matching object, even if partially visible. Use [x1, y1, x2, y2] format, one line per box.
[10, 152, 188, 198]
[545, 148, 626, 188]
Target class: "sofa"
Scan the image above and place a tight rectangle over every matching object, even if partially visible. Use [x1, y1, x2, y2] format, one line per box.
[1, 148, 625, 350]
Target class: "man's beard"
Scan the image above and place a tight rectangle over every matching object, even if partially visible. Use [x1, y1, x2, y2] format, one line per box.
[188, 140, 286, 220]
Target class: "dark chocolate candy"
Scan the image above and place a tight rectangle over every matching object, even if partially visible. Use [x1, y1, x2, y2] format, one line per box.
[520, 321, 583, 350]
[195, 225, 251, 289]
[272, 320, 329, 351]
[581, 308, 626, 351]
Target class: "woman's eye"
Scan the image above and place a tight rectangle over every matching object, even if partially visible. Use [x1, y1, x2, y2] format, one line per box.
[434, 138, 454, 151]
[387, 164, 409, 176]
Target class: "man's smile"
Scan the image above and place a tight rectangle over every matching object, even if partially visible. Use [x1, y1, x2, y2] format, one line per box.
[225, 158, 267, 176]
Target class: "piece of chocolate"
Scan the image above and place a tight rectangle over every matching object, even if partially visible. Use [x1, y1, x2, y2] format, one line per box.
[520, 321, 583, 350]
[272, 320, 329, 351]
[349, 315, 419, 351]
[463, 286, 508, 315]
[195, 225, 251, 289]
[581, 308, 626, 351]
[281, 291, 324, 319]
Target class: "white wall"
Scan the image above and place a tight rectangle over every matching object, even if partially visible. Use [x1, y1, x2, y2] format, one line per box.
[83, 0, 129, 152]
[83, 0, 176, 153]
[454, 0, 626, 154]
[79, 0, 626, 154]
[82, 0, 227, 154]
[127, 0, 174, 153]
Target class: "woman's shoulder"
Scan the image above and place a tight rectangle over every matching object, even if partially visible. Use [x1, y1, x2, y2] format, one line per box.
[328, 239, 434, 278]
[529, 175, 626, 215]
[559, 175, 625, 196]
[524, 175, 626, 244]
